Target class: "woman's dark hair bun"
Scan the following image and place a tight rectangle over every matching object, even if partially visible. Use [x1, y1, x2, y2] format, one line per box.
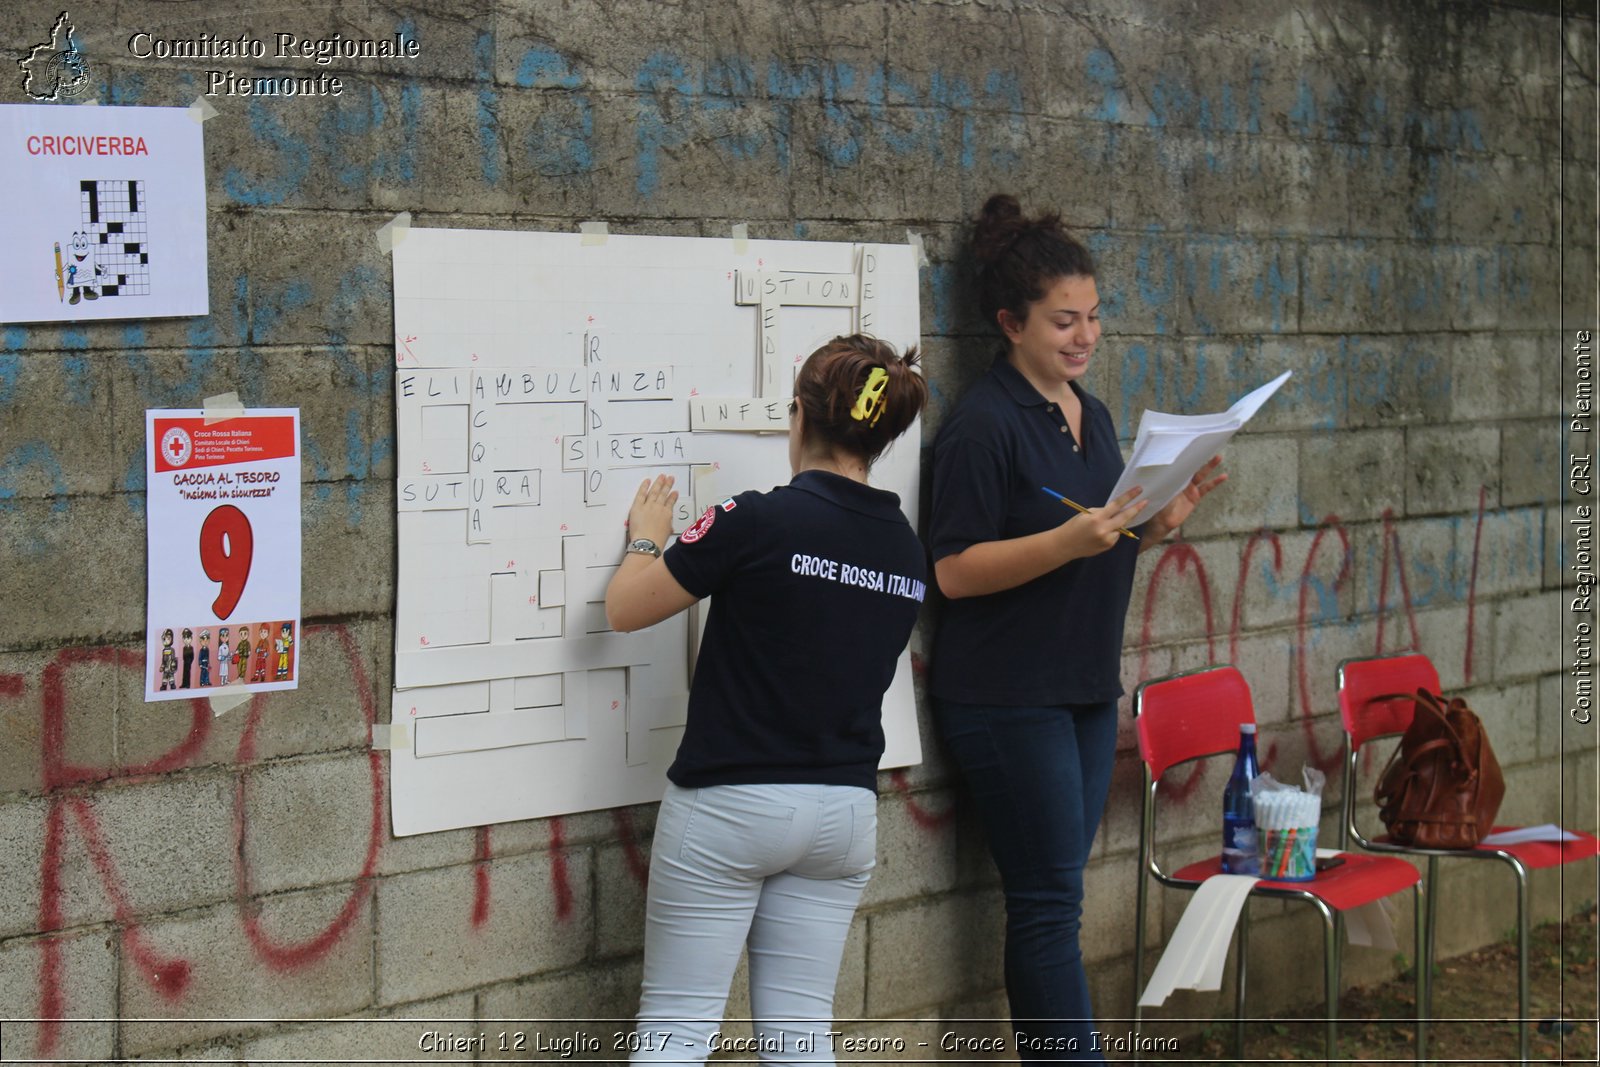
[969, 193, 1094, 331]
[972, 194, 1028, 267]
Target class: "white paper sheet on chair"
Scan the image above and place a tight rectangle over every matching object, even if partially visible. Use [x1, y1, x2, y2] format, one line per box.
[1340, 900, 1398, 951]
[1140, 856, 1402, 1007]
[1140, 874, 1257, 1008]
[1479, 824, 1579, 846]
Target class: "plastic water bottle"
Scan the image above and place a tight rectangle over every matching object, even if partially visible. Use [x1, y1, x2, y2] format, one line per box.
[1221, 723, 1261, 874]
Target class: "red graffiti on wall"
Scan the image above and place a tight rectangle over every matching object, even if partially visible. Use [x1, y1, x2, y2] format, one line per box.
[1292, 516, 1354, 774]
[14, 496, 1497, 1048]
[235, 627, 383, 970]
[472, 826, 493, 928]
[613, 808, 650, 887]
[1465, 486, 1487, 684]
[24, 624, 384, 1056]
[1375, 508, 1421, 658]
[33, 647, 206, 1053]
[1229, 529, 1282, 665]
[889, 769, 957, 830]
[548, 817, 574, 922]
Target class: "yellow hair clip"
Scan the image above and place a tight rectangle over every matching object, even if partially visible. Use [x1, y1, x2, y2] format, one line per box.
[850, 366, 889, 427]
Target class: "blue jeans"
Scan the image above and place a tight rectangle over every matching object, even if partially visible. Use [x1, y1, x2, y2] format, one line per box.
[934, 699, 1119, 1064]
[634, 782, 877, 1065]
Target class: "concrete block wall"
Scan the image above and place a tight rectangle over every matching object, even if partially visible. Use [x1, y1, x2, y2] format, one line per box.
[0, 0, 1594, 1059]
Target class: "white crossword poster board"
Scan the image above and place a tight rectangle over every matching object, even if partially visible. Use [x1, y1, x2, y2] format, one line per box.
[145, 409, 302, 702]
[0, 104, 207, 323]
[390, 228, 922, 836]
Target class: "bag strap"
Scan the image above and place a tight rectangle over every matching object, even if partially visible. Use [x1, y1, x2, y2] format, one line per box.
[1371, 688, 1470, 755]
[1371, 689, 1475, 808]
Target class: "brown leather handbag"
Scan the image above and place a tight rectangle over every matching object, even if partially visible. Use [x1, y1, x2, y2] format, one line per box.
[1373, 689, 1505, 849]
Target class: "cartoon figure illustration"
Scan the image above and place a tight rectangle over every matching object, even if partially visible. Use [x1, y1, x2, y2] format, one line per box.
[62, 231, 101, 305]
[252, 624, 270, 683]
[197, 629, 211, 686]
[216, 627, 231, 686]
[275, 622, 294, 681]
[235, 626, 250, 680]
[179, 627, 194, 689]
[158, 628, 177, 691]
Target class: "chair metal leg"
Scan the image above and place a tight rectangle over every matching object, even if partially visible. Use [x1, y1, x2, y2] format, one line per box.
[1511, 857, 1531, 1064]
[1132, 871, 1148, 1061]
[1234, 903, 1250, 1060]
[1420, 883, 1433, 1067]
[1133, 867, 1148, 1029]
[1424, 855, 1439, 1020]
[1134, 777, 1155, 1033]
[1320, 902, 1339, 1064]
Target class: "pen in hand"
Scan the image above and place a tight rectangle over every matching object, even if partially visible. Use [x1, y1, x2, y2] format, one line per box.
[1040, 486, 1140, 541]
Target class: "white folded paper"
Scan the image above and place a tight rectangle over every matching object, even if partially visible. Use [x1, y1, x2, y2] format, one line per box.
[1140, 874, 1257, 1007]
[1110, 371, 1291, 514]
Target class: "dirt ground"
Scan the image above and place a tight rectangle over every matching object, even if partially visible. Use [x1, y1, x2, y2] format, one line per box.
[1191, 907, 1598, 1065]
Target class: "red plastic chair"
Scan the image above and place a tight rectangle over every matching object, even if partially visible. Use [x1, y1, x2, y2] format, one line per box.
[1338, 652, 1600, 1062]
[1132, 665, 1424, 1062]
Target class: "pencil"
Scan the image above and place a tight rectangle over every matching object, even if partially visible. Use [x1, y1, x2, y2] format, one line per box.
[1040, 486, 1139, 541]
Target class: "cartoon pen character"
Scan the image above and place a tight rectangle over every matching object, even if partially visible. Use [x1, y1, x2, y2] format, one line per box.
[252, 624, 270, 683]
[179, 627, 194, 689]
[158, 628, 177, 691]
[235, 627, 250, 681]
[216, 627, 231, 686]
[63, 231, 101, 305]
[197, 629, 211, 686]
[275, 622, 294, 681]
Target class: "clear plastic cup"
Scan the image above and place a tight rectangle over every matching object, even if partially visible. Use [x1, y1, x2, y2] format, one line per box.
[1256, 824, 1318, 881]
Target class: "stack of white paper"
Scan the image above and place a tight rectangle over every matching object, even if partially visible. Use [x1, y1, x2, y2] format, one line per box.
[1109, 370, 1292, 513]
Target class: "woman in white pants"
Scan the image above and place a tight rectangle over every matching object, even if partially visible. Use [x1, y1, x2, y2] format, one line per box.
[606, 334, 929, 1064]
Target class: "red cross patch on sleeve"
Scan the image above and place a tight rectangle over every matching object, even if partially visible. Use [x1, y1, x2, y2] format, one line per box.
[679, 504, 718, 543]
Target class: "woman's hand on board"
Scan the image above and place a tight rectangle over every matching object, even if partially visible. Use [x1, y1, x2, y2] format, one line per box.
[626, 474, 678, 548]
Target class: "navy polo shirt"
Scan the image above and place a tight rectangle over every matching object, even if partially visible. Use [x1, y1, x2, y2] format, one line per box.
[929, 357, 1140, 705]
[662, 470, 927, 791]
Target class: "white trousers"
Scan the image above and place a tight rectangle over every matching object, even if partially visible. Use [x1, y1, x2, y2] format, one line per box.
[633, 782, 877, 1065]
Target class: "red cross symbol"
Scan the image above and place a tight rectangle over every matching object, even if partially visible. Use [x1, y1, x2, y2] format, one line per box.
[166, 437, 185, 461]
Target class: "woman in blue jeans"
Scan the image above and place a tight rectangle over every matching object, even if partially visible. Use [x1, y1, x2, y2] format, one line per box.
[928, 195, 1225, 1061]
[606, 335, 929, 1064]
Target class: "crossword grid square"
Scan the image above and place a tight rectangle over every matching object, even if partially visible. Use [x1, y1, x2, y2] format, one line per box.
[78, 179, 150, 297]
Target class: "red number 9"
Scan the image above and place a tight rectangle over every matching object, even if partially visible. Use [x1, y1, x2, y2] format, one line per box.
[199, 505, 254, 619]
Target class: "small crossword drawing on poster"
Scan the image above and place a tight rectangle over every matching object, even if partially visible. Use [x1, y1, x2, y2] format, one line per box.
[75, 178, 150, 299]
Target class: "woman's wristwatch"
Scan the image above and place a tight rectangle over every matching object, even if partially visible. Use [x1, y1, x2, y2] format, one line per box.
[625, 537, 661, 558]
